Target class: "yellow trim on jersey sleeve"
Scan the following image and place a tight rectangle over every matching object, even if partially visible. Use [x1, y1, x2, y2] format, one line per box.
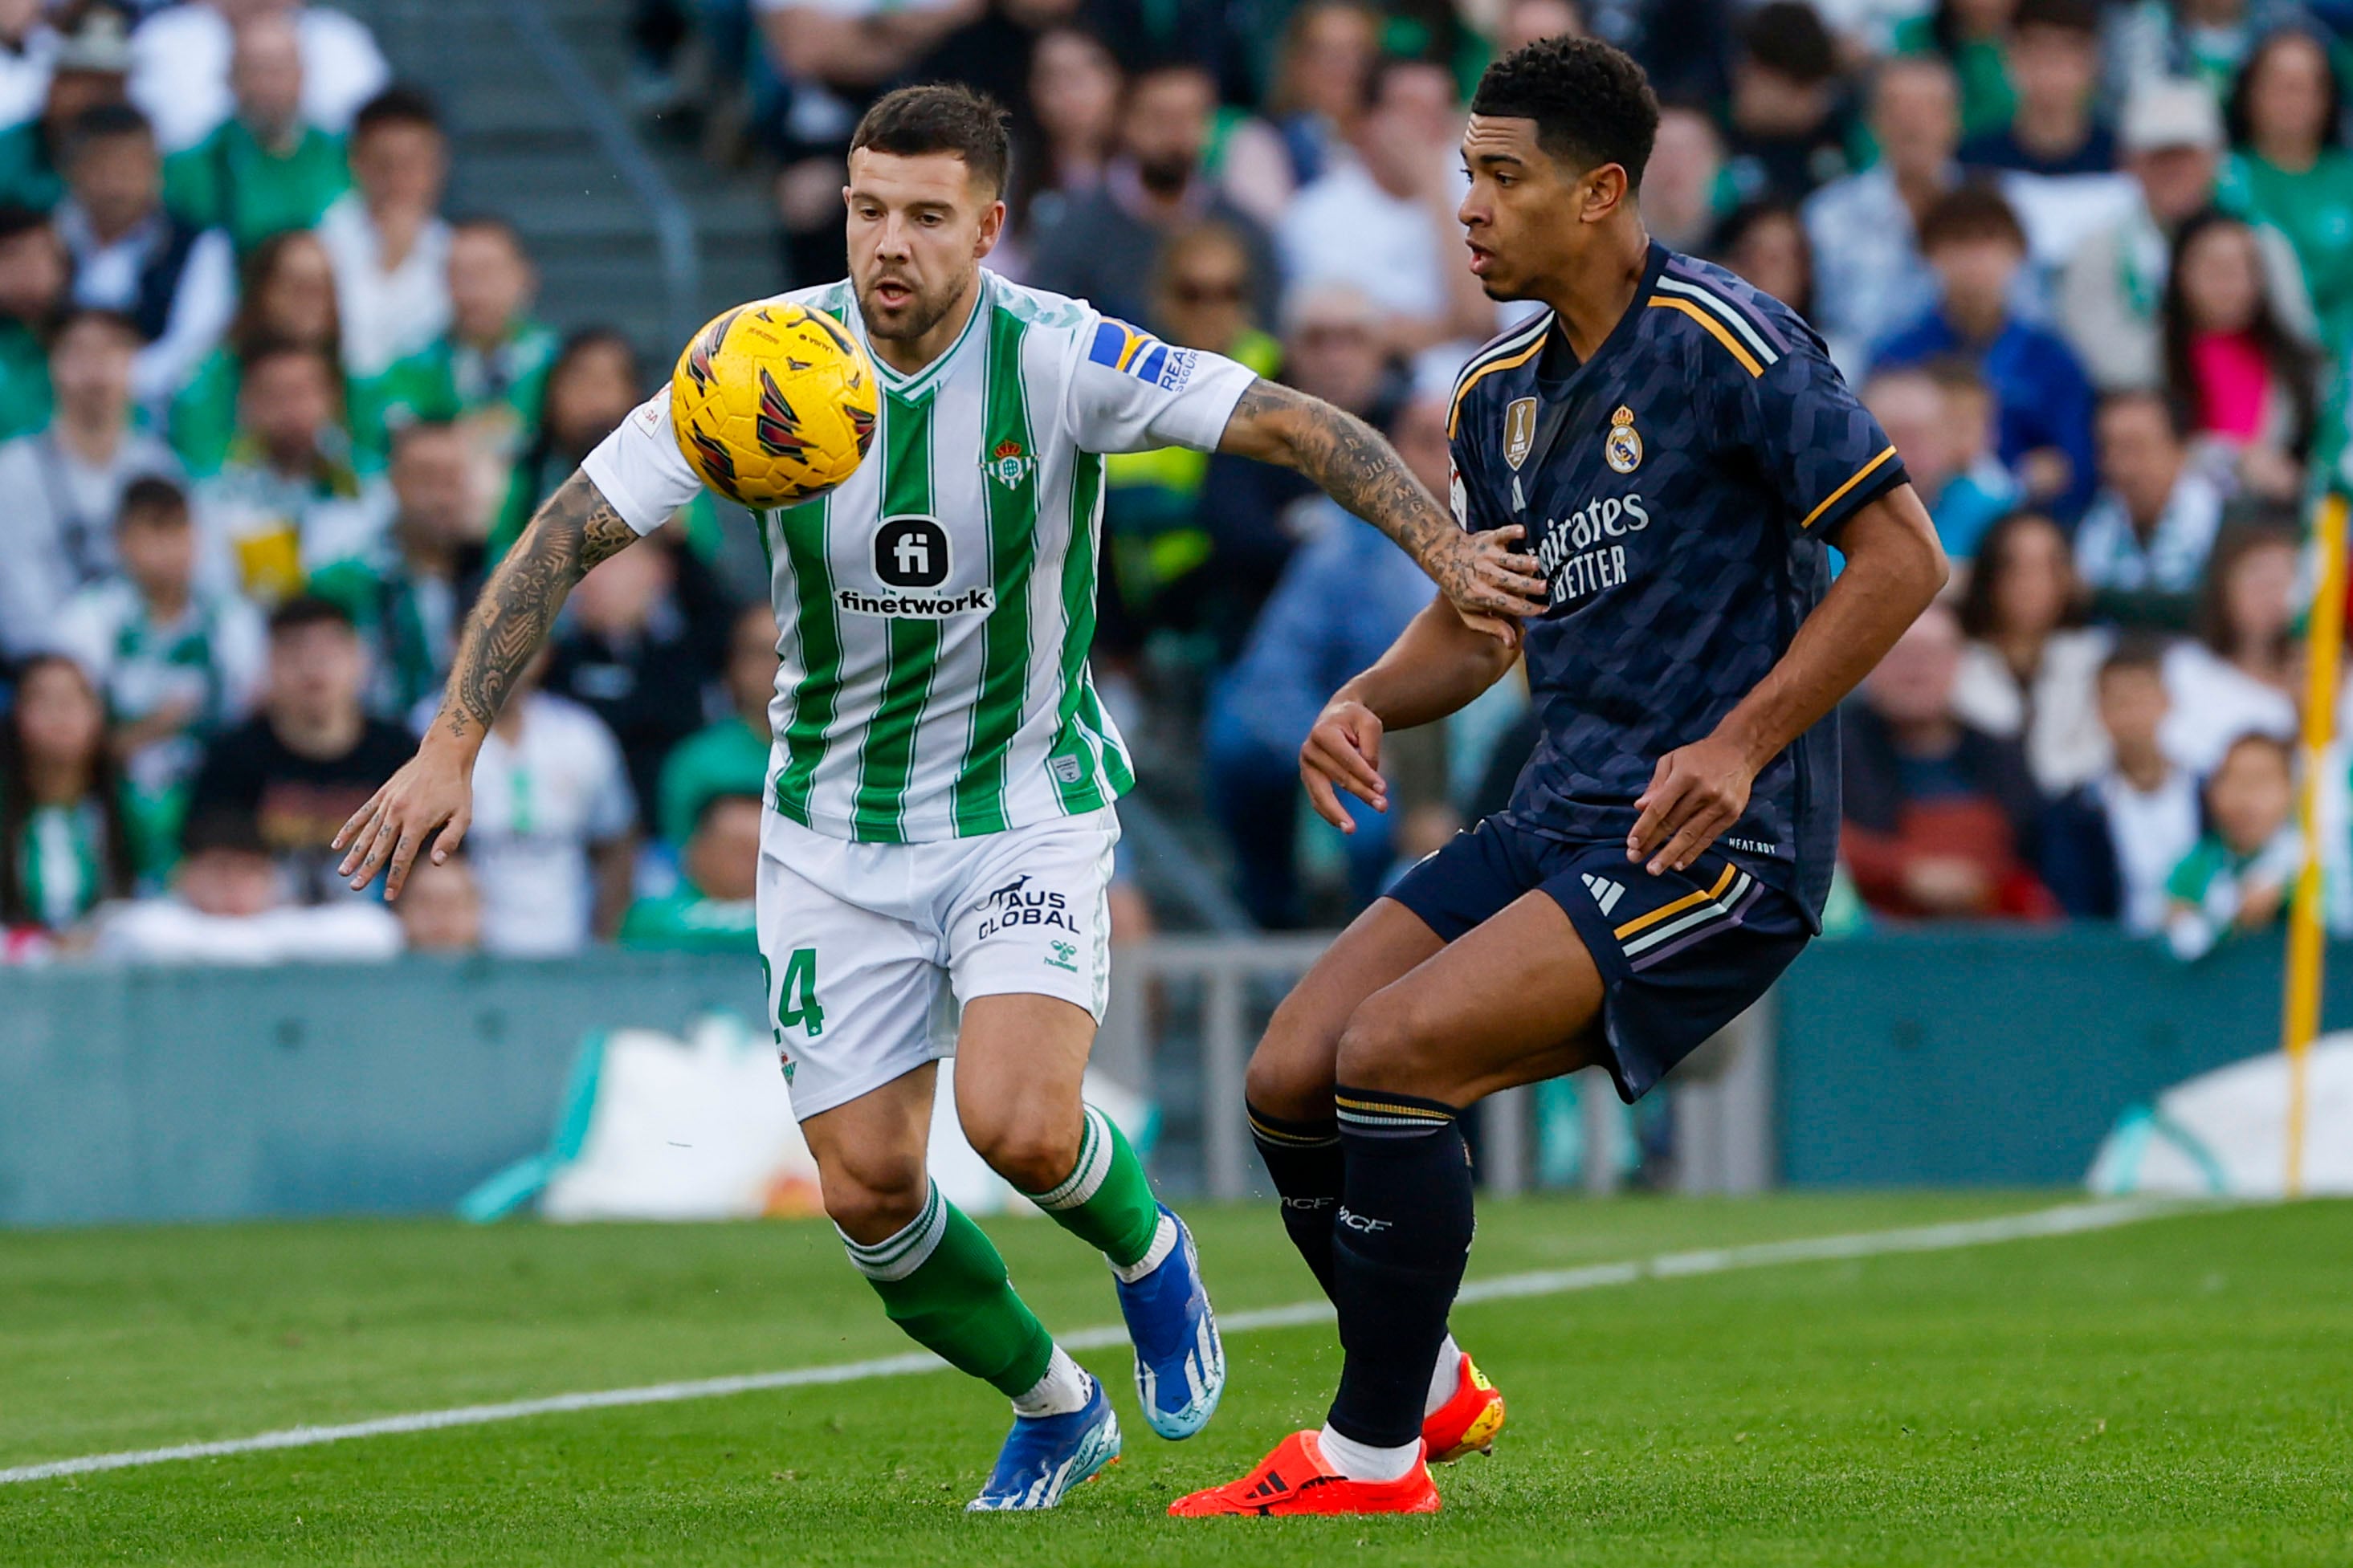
[1800, 445, 1901, 531]
[1447, 336, 1548, 438]
[1646, 297, 1764, 377]
[1613, 863, 1739, 940]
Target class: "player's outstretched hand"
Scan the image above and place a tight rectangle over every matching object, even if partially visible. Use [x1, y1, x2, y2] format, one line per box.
[1628, 733, 1756, 875]
[1429, 523, 1548, 632]
[1300, 698, 1388, 832]
[333, 743, 475, 899]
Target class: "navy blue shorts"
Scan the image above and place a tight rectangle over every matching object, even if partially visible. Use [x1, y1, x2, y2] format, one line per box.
[1385, 815, 1809, 1102]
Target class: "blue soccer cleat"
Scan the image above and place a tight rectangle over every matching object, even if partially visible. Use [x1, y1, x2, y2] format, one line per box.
[1115, 1204, 1225, 1440]
[966, 1377, 1121, 1511]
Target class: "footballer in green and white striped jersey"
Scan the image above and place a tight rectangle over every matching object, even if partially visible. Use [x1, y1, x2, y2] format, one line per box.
[583, 268, 1258, 845]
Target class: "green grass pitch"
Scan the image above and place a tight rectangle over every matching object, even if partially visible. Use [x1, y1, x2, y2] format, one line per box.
[3, 1194, 2348, 1566]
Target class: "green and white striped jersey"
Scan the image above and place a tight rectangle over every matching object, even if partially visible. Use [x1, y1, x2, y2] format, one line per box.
[583, 270, 1258, 843]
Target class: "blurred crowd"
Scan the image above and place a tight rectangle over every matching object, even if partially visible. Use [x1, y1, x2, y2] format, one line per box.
[5, 0, 2353, 967]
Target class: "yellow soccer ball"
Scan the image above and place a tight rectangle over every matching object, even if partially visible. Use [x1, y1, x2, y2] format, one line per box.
[669, 302, 879, 508]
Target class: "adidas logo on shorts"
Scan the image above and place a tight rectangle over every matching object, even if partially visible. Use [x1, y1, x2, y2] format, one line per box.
[1581, 873, 1625, 916]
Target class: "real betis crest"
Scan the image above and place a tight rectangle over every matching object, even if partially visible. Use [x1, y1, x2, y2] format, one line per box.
[985, 438, 1034, 489]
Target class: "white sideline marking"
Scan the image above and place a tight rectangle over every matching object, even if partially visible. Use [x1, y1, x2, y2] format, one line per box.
[0, 1198, 2188, 1486]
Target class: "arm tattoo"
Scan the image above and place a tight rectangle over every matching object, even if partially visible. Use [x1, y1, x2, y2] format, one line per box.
[1231, 379, 1467, 591]
[435, 470, 638, 743]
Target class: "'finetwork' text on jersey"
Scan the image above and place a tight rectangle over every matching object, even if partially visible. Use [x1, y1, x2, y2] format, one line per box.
[585, 270, 1255, 844]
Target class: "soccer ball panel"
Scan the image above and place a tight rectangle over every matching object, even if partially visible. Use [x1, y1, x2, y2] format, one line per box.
[670, 303, 879, 509]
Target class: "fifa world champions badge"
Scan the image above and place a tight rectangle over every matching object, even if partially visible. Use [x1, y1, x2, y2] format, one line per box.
[1605, 405, 1644, 474]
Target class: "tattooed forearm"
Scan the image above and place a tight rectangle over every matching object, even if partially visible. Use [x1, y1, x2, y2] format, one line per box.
[1227, 380, 1454, 564]
[434, 469, 638, 744]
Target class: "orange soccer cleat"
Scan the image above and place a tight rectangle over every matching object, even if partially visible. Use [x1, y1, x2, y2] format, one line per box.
[1167, 1429, 1441, 1517]
[1421, 1350, 1507, 1463]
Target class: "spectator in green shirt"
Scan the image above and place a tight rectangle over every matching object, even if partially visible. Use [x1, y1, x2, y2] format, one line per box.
[373, 217, 558, 470]
[0, 203, 63, 439]
[2220, 27, 2353, 351]
[618, 792, 761, 954]
[161, 13, 350, 255]
[0, 7, 131, 213]
[657, 602, 777, 849]
[169, 228, 381, 478]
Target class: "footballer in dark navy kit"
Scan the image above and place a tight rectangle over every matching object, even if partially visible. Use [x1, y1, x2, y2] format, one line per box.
[1175, 35, 1950, 1518]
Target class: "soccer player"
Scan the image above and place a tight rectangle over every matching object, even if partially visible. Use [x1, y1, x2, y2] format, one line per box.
[1173, 37, 1949, 1517]
[329, 85, 1546, 1509]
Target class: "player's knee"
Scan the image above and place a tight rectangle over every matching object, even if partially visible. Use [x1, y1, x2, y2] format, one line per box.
[818, 1153, 928, 1244]
[1333, 996, 1444, 1095]
[964, 1106, 1084, 1195]
[1244, 1019, 1336, 1122]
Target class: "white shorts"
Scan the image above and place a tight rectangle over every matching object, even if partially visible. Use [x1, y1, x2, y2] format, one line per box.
[755, 805, 1119, 1119]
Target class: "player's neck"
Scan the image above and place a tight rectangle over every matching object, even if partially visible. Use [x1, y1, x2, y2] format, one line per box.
[1542, 222, 1650, 363]
[867, 274, 983, 380]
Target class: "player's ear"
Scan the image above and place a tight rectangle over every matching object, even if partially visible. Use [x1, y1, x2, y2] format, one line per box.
[1581, 163, 1630, 224]
[973, 197, 1006, 261]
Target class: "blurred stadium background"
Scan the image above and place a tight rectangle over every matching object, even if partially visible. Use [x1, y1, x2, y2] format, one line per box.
[2, 0, 2352, 1558]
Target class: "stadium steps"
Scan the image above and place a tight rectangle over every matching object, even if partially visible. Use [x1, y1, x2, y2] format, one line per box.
[335, 0, 778, 358]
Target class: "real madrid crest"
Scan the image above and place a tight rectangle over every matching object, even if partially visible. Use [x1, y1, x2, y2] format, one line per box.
[1503, 397, 1538, 470]
[1604, 405, 1643, 474]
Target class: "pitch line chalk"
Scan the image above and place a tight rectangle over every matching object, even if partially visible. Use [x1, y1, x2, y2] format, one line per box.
[0, 1197, 2188, 1486]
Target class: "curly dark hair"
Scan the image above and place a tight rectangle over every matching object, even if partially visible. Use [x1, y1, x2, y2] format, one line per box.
[1470, 34, 1659, 184]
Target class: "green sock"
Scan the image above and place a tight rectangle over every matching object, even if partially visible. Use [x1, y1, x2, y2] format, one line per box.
[1026, 1104, 1162, 1269]
[839, 1182, 1054, 1398]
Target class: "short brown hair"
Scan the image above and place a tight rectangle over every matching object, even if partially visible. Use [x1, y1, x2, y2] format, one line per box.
[850, 84, 1011, 196]
[1917, 183, 2028, 253]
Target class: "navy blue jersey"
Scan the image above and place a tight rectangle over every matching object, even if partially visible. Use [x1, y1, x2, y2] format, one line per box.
[1448, 243, 1906, 923]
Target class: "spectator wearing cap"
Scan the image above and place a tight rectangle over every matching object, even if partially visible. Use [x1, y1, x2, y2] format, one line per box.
[1026, 59, 1282, 333]
[47, 474, 266, 804]
[0, 307, 180, 659]
[128, 0, 389, 155]
[95, 806, 402, 962]
[1839, 602, 2057, 921]
[316, 85, 450, 379]
[54, 104, 236, 407]
[1874, 184, 2097, 517]
[161, 11, 350, 255]
[0, 5, 130, 212]
[181, 593, 417, 904]
[1804, 55, 1965, 369]
[0, 202, 63, 438]
[308, 418, 484, 718]
[193, 339, 389, 605]
[2071, 388, 2225, 628]
[1643, 103, 1728, 254]
[1719, 2, 1856, 206]
[2060, 76, 2314, 393]
[2219, 28, 2353, 352]
[1276, 55, 1495, 358]
[1958, 0, 2112, 177]
[620, 792, 761, 953]
[0, 0, 57, 132]
[370, 218, 559, 473]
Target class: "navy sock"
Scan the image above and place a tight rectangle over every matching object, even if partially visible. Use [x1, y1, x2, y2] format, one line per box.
[1327, 1085, 1475, 1450]
[1248, 1102, 1343, 1299]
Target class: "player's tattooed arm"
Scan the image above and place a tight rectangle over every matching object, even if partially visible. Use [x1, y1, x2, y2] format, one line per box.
[1219, 378, 1548, 628]
[332, 468, 639, 898]
[438, 470, 638, 744]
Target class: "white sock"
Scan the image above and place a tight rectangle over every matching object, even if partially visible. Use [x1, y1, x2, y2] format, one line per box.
[1108, 1210, 1179, 1285]
[1316, 1423, 1419, 1482]
[1424, 1333, 1463, 1418]
[1010, 1346, 1093, 1418]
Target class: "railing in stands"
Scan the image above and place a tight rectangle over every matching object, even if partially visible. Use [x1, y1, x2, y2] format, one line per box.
[497, 0, 701, 350]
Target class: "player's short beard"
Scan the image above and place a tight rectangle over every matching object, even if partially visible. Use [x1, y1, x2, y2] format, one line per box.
[858, 272, 968, 344]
